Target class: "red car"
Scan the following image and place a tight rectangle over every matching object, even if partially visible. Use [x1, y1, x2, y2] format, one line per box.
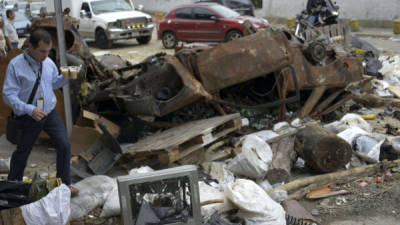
[157, 3, 269, 49]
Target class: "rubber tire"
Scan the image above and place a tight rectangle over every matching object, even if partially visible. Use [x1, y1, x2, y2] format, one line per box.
[225, 30, 243, 42]
[162, 32, 177, 49]
[95, 29, 112, 49]
[136, 35, 152, 45]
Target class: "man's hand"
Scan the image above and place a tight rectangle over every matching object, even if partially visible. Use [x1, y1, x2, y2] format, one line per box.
[31, 107, 47, 121]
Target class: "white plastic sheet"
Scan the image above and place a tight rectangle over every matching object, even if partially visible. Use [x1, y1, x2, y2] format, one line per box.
[21, 184, 71, 225]
[227, 135, 272, 179]
[324, 113, 373, 133]
[225, 179, 286, 225]
[70, 175, 116, 220]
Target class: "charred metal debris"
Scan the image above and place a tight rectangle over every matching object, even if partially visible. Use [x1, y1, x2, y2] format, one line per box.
[32, 16, 364, 140]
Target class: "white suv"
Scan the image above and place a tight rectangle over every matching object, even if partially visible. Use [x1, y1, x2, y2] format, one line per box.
[79, 0, 154, 49]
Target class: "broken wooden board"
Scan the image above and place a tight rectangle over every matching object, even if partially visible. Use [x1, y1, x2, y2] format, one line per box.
[388, 86, 400, 98]
[121, 113, 243, 164]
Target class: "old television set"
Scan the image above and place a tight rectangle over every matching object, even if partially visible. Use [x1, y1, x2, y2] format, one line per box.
[117, 165, 202, 225]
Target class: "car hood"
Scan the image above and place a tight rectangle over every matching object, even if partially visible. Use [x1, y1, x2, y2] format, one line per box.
[14, 20, 31, 29]
[236, 16, 269, 27]
[94, 10, 150, 23]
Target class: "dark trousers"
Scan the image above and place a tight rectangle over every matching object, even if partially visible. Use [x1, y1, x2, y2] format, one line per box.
[8, 109, 71, 185]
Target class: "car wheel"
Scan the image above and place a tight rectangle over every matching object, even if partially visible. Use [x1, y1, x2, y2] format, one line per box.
[95, 29, 113, 49]
[225, 30, 243, 42]
[162, 32, 177, 49]
[136, 35, 152, 45]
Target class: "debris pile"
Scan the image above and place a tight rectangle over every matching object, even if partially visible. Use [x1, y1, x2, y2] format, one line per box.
[1, 16, 400, 225]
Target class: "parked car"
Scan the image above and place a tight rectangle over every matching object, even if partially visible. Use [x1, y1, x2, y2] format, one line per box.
[158, 3, 269, 49]
[195, 0, 255, 16]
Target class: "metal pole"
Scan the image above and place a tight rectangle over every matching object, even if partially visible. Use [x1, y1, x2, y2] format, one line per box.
[54, 0, 73, 135]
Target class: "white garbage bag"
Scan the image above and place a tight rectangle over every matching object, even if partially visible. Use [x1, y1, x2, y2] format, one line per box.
[227, 135, 273, 179]
[324, 113, 372, 133]
[199, 181, 235, 218]
[21, 184, 71, 225]
[100, 166, 155, 218]
[225, 179, 286, 225]
[338, 127, 385, 163]
[70, 175, 116, 220]
[354, 133, 386, 163]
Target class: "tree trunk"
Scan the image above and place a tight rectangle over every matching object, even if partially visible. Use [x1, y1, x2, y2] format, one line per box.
[295, 125, 352, 173]
[266, 136, 297, 184]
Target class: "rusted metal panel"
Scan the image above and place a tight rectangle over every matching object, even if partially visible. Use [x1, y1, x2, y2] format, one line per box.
[122, 55, 211, 117]
[196, 29, 293, 93]
[284, 46, 364, 91]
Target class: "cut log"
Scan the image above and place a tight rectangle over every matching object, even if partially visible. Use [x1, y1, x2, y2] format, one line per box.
[268, 159, 400, 197]
[266, 136, 297, 184]
[295, 125, 352, 173]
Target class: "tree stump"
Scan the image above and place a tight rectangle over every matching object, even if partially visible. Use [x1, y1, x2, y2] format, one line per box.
[295, 125, 352, 173]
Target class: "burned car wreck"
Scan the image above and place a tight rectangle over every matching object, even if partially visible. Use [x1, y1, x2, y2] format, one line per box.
[79, 27, 363, 124]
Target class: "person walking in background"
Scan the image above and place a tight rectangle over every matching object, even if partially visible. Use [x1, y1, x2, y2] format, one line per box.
[4, 9, 19, 49]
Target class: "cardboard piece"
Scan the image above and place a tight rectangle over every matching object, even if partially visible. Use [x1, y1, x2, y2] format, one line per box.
[70, 111, 120, 156]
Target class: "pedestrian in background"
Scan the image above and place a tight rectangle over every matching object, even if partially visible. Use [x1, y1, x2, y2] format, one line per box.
[4, 9, 19, 49]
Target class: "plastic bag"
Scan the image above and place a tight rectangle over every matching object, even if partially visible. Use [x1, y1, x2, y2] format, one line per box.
[0, 181, 32, 210]
[0, 158, 10, 173]
[224, 179, 286, 225]
[199, 181, 235, 218]
[246, 130, 278, 142]
[354, 134, 386, 163]
[227, 135, 272, 179]
[338, 128, 385, 163]
[100, 166, 155, 218]
[324, 113, 372, 133]
[21, 184, 70, 225]
[70, 175, 116, 220]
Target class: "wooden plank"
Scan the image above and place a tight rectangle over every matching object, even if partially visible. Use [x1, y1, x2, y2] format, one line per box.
[388, 86, 400, 98]
[122, 113, 241, 155]
[298, 86, 327, 118]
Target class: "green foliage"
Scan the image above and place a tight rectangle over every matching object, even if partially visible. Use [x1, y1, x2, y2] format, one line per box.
[251, 0, 263, 8]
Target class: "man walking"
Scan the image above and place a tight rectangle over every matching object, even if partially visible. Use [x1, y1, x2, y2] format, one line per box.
[2, 28, 78, 196]
[4, 9, 19, 49]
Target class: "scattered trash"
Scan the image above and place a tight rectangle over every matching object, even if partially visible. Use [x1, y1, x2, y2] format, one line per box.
[0, 158, 10, 173]
[227, 135, 273, 179]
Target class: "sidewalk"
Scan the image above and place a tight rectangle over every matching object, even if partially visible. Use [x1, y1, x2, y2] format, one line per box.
[353, 27, 400, 39]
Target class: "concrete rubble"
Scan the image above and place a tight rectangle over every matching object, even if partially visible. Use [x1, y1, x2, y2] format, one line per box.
[1, 13, 400, 225]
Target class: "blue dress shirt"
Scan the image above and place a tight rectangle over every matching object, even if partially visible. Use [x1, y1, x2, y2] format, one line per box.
[2, 52, 68, 116]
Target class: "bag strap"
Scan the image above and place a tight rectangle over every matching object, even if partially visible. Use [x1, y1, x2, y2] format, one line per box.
[27, 75, 41, 105]
[24, 53, 42, 105]
[11, 54, 42, 117]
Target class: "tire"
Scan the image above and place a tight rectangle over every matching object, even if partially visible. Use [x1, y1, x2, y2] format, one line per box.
[95, 29, 112, 49]
[225, 30, 243, 42]
[136, 35, 152, 45]
[162, 31, 177, 49]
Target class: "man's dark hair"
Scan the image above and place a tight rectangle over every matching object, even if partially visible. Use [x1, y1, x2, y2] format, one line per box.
[29, 28, 52, 48]
[6, 9, 14, 18]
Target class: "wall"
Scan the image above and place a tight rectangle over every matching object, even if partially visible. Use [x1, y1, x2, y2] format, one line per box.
[261, 0, 400, 26]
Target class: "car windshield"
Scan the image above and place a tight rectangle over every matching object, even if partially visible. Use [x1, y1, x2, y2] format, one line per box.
[91, 0, 133, 14]
[209, 4, 240, 18]
[14, 11, 28, 22]
[31, 3, 45, 11]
